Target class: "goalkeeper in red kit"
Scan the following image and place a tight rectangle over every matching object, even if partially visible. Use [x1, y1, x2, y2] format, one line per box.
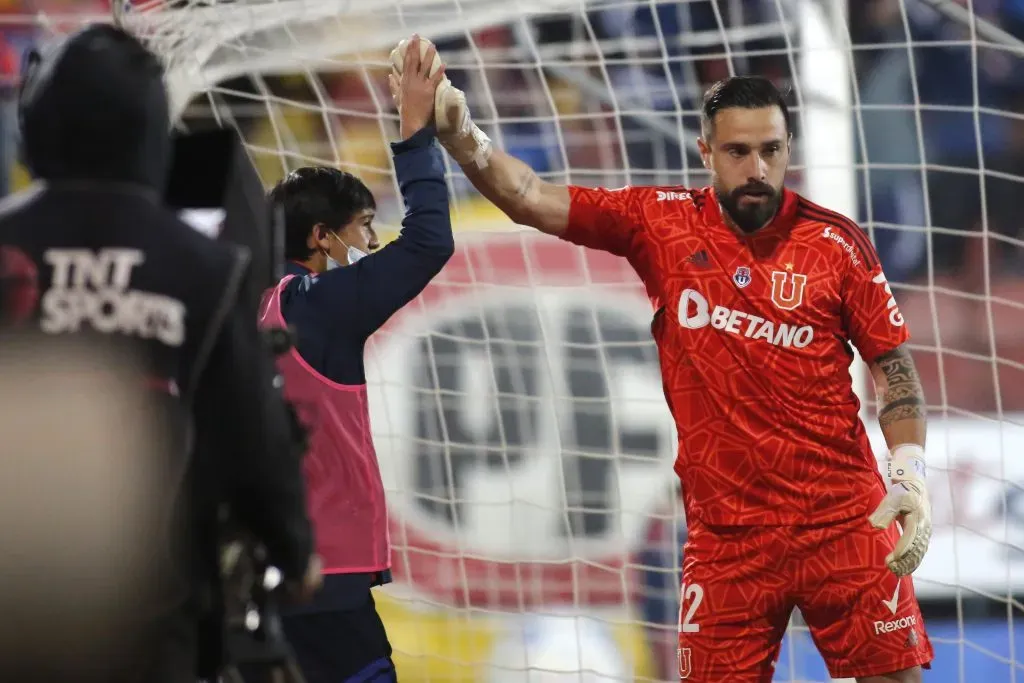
[392, 38, 933, 683]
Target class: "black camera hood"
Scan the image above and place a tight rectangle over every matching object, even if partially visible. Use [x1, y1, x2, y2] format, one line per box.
[164, 127, 281, 303]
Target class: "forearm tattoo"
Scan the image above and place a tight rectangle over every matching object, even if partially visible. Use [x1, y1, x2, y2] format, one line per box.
[875, 345, 926, 428]
[514, 170, 538, 199]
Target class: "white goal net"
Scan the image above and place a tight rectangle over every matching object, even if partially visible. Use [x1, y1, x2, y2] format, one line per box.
[105, 0, 1024, 680]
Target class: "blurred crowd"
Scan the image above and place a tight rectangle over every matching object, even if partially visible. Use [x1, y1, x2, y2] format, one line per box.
[471, 0, 1024, 288]
[1, 0, 1021, 285]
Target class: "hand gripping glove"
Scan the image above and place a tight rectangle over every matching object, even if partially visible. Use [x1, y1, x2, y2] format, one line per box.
[868, 443, 932, 576]
[389, 37, 493, 168]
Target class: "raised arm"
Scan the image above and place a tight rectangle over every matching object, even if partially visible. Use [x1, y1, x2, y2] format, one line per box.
[342, 127, 454, 336]
[460, 146, 570, 236]
[330, 37, 454, 337]
[390, 38, 570, 237]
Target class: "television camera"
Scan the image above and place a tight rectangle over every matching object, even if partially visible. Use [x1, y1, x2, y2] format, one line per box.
[169, 128, 310, 683]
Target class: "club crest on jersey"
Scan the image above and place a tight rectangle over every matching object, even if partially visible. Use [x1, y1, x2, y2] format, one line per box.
[678, 647, 692, 679]
[770, 269, 808, 310]
[732, 266, 752, 289]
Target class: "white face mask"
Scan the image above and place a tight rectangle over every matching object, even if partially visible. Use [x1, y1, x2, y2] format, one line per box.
[325, 233, 368, 268]
[345, 244, 368, 265]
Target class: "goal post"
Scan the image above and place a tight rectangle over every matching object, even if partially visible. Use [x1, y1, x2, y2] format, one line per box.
[793, 0, 866, 422]
[82, 0, 1024, 681]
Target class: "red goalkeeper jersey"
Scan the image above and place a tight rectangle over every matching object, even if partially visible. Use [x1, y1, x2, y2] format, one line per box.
[563, 185, 909, 526]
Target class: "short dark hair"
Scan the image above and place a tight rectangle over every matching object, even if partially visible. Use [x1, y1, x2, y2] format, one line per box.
[700, 76, 791, 138]
[269, 167, 376, 261]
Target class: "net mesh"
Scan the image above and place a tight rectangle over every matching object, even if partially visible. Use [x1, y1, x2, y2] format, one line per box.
[105, 0, 1024, 680]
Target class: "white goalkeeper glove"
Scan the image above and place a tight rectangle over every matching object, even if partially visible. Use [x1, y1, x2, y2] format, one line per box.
[868, 444, 932, 576]
[389, 36, 492, 168]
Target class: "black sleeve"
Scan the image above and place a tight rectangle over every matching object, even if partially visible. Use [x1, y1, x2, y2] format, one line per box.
[191, 269, 313, 580]
[310, 126, 454, 338]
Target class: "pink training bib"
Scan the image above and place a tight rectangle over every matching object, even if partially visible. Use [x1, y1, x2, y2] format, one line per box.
[258, 275, 389, 574]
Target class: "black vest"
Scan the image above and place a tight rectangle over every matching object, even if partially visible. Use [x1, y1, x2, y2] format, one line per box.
[0, 182, 249, 399]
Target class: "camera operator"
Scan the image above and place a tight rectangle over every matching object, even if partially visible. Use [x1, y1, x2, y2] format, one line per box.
[0, 24, 319, 682]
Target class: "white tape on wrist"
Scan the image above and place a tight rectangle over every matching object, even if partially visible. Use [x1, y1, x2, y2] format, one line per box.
[432, 80, 491, 168]
[440, 116, 492, 169]
[888, 443, 926, 483]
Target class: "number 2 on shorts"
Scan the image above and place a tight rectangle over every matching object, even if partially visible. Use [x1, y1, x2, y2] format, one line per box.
[678, 582, 704, 634]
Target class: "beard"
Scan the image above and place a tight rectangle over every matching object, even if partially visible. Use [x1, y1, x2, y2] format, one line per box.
[716, 181, 782, 234]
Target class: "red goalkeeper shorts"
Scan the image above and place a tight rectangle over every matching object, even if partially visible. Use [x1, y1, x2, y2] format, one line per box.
[676, 514, 934, 682]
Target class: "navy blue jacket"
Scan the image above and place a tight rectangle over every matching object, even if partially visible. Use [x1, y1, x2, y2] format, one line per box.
[280, 126, 453, 611]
